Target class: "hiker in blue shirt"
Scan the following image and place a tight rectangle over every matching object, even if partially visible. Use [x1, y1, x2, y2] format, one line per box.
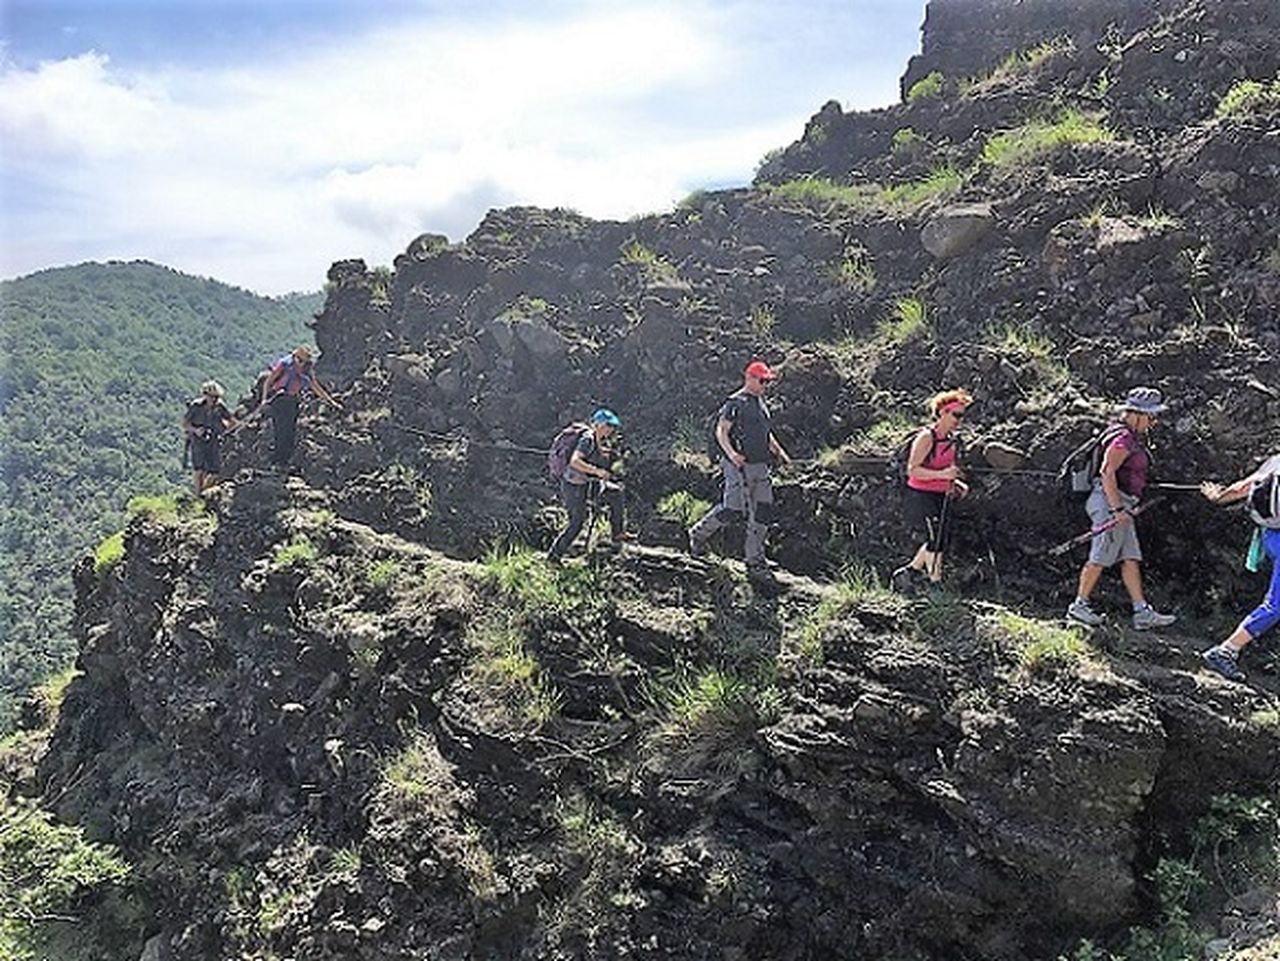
[259, 346, 341, 470]
[1199, 453, 1280, 682]
[547, 409, 629, 563]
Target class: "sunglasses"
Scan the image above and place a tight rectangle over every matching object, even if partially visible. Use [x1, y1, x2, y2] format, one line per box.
[947, 409, 966, 419]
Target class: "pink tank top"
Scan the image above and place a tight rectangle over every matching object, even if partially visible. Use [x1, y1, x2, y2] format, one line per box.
[906, 428, 958, 493]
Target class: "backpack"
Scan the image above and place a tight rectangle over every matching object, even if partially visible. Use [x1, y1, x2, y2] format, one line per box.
[1057, 424, 1127, 501]
[892, 428, 960, 484]
[1248, 472, 1280, 529]
[548, 422, 590, 480]
[706, 395, 744, 464]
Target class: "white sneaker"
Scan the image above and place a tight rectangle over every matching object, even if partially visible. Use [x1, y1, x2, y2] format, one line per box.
[1066, 598, 1105, 626]
[1132, 606, 1176, 630]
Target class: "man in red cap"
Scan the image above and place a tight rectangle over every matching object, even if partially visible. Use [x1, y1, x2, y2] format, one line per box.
[688, 358, 791, 580]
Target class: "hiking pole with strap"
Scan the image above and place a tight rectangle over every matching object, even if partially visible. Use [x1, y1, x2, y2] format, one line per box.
[1046, 496, 1166, 557]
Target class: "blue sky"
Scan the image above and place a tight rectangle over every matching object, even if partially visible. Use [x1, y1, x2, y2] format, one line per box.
[0, 0, 926, 293]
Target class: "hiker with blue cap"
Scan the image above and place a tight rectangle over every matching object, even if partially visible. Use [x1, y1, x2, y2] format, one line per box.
[547, 408, 630, 563]
[1066, 387, 1177, 630]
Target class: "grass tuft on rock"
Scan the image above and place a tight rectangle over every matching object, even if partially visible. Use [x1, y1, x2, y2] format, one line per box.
[1216, 77, 1280, 119]
[906, 71, 944, 104]
[93, 531, 125, 575]
[981, 109, 1114, 167]
[877, 296, 930, 344]
[996, 611, 1090, 671]
[656, 490, 713, 527]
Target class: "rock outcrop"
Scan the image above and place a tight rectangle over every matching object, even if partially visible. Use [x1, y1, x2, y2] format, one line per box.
[16, 1, 1280, 959]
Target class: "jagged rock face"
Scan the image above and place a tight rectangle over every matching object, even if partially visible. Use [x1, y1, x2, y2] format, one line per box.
[900, 0, 1170, 98]
[40, 481, 1280, 960]
[31, 1, 1280, 958]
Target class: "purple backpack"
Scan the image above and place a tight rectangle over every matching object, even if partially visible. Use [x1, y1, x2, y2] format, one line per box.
[548, 423, 590, 480]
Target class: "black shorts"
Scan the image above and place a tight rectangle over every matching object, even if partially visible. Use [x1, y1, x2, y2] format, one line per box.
[190, 438, 221, 473]
[904, 488, 950, 551]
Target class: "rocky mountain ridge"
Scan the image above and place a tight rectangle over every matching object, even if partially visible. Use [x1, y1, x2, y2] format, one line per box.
[11, 1, 1280, 959]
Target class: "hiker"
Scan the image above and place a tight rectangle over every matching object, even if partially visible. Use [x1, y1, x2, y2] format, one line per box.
[687, 359, 791, 580]
[547, 409, 629, 563]
[1065, 387, 1176, 630]
[259, 346, 341, 471]
[891, 389, 971, 590]
[1198, 453, 1280, 682]
[183, 380, 236, 494]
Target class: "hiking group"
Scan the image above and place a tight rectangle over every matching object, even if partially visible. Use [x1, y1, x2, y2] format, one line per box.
[187, 351, 1280, 686]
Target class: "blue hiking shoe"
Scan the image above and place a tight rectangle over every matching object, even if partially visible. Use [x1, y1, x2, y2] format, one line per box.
[1202, 646, 1246, 683]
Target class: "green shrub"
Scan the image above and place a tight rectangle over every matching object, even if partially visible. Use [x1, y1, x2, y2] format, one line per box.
[906, 71, 944, 104]
[124, 493, 183, 520]
[273, 535, 319, 569]
[93, 531, 125, 575]
[877, 296, 929, 344]
[658, 668, 761, 736]
[656, 491, 713, 527]
[480, 543, 600, 617]
[1216, 77, 1280, 118]
[0, 800, 131, 958]
[981, 109, 1114, 167]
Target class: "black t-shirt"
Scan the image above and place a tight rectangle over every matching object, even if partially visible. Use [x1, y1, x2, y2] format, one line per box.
[722, 390, 772, 463]
[186, 399, 232, 441]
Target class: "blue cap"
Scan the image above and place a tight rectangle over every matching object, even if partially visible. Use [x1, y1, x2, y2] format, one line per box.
[591, 408, 621, 426]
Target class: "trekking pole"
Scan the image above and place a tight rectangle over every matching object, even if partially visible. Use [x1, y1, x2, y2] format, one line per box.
[1045, 496, 1166, 557]
[1148, 482, 1202, 492]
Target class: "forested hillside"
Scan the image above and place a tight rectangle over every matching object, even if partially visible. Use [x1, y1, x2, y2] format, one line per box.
[0, 261, 320, 729]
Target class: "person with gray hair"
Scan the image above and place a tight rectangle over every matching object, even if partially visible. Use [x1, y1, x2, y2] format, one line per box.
[1065, 387, 1177, 630]
[183, 380, 236, 494]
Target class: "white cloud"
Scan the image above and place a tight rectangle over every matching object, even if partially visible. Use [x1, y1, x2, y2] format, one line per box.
[0, 2, 914, 293]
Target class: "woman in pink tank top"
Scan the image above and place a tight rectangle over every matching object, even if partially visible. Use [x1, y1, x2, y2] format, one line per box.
[892, 388, 972, 589]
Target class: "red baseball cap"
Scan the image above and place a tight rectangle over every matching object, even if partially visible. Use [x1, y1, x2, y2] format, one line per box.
[744, 360, 777, 381]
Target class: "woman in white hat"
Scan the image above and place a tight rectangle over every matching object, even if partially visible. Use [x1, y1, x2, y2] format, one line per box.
[183, 379, 236, 494]
[1066, 387, 1177, 630]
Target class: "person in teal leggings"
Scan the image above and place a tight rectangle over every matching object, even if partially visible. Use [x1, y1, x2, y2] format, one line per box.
[1200, 453, 1280, 682]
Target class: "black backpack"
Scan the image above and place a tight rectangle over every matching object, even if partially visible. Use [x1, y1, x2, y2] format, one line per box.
[706, 395, 744, 464]
[1057, 425, 1128, 501]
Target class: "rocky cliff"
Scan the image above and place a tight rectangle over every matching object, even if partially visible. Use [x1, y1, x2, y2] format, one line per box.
[14, 1, 1280, 959]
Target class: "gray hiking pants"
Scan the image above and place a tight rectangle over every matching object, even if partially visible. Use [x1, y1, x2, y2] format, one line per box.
[689, 459, 774, 565]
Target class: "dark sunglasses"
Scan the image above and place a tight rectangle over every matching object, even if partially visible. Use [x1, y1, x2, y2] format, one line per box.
[948, 409, 966, 419]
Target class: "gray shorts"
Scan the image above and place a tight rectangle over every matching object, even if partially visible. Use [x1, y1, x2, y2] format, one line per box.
[1086, 488, 1142, 567]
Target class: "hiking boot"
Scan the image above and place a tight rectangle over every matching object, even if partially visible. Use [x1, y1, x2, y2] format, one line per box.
[687, 530, 706, 558]
[1202, 646, 1246, 683]
[546, 551, 563, 567]
[1066, 598, 1105, 627]
[1132, 605, 1176, 631]
[890, 565, 920, 594]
